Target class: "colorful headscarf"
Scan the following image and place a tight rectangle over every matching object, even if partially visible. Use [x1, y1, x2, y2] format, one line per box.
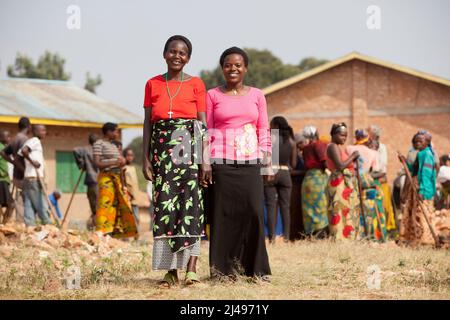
[302, 126, 317, 140]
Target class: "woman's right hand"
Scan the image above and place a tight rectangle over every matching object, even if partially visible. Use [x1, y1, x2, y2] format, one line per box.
[142, 161, 154, 181]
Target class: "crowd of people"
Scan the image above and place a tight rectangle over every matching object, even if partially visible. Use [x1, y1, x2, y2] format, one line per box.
[0, 118, 142, 238]
[1, 35, 449, 288]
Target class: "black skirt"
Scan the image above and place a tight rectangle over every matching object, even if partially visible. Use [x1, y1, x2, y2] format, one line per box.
[208, 162, 271, 277]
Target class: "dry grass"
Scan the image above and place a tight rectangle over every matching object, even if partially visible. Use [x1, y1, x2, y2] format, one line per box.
[0, 235, 449, 300]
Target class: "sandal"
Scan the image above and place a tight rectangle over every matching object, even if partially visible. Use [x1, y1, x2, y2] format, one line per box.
[159, 271, 178, 288]
[185, 271, 200, 285]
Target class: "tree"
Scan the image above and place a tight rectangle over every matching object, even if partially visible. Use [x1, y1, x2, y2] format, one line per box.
[298, 57, 329, 73]
[7, 51, 71, 80]
[7, 51, 103, 93]
[199, 48, 328, 90]
[84, 72, 102, 94]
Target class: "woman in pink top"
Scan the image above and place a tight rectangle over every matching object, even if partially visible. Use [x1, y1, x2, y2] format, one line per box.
[326, 122, 360, 240]
[206, 47, 272, 281]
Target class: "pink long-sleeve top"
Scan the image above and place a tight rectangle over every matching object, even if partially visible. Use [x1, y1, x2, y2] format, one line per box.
[206, 87, 272, 161]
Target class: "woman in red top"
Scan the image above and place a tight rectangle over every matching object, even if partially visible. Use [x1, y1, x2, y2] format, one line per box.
[301, 126, 329, 238]
[326, 123, 360, 240]
[142, 35, 211, 287]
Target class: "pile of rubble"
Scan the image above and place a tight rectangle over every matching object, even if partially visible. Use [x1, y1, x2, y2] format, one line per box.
[0, 223, 131, 258]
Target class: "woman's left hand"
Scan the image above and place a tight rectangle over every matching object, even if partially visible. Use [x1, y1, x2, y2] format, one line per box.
[200, 163, 213, 187]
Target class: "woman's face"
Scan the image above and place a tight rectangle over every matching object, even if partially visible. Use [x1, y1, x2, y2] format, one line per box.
[164, 40, 190, 72]
[107, 128, 120, 140]
[222, 54, 247, 86]
[332, 128, 348, 145]
[413, 135, 427, 151]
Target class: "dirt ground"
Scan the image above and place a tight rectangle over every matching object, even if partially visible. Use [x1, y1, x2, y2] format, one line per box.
[0, 218, 449, 300]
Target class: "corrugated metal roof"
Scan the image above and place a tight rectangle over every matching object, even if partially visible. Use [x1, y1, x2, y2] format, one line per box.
[0, 78, 142, 128]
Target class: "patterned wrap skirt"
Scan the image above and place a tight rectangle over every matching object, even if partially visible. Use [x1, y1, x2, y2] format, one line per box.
[301, 168, 329, 234]
[327, 169, 359, 240]
[95, 171, 138, 238]
[399, 177, 436, 246]
[359, 184, 388, 242]
[150, 118, 206, 269]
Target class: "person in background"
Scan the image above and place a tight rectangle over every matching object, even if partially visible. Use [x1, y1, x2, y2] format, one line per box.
[326, 123, 360, 241]
[347, 129, 387, 242]
[19, 124, 51, 227]
[264, 116, 296, 244]
[123, 148, 140, 228]
[73, 133, 100, 229]
[437, 154, 450, 209]
[48, 190, 63, 220]
[0, 117, 32, 223]
[289, 133, 307, 241]
[398, 132, 437, 245]
[0, 130, 14, 224]
[367, 125, 396, 235]
[301, 126, 329, 239]
[94, 122, 137, 238]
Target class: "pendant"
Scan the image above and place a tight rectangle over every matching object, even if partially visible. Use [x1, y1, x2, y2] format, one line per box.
[168, 111, 173, 118]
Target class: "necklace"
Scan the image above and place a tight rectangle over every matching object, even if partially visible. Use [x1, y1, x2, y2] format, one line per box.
[165, 72, 184, 118]
[224, 84, 244, 96]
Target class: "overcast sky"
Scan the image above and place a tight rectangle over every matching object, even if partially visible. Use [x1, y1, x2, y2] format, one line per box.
[1, 0, 449, 145]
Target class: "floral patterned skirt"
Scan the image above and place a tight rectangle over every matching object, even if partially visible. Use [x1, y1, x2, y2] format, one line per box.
[301, 168, 329, 234]
[95, 172, 138, 238]
[151, 118, 206, 255]
[326, 169, 359, 240]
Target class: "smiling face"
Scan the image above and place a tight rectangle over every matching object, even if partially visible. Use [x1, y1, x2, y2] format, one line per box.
[222, 53, 247, 86]
[164, 40, 190, 73]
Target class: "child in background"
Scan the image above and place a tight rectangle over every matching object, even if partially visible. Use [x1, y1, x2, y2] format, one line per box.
[437, 154, 450, 209]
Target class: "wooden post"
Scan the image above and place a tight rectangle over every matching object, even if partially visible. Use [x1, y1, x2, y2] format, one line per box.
[61, 169, 84, 229]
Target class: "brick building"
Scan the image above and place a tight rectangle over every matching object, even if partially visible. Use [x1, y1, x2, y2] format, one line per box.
[0, 78, 143, 227]
[263, 52, 450, 180]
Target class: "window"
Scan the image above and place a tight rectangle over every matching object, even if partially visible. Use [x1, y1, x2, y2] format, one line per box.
[56, 151, 86, 193]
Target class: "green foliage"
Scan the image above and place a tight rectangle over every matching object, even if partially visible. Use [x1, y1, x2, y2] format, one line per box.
[7, 51, 71, 80]
[84, 72, 102, 94]
[200, 48, 328, 90]
[7, 51, 103, 94]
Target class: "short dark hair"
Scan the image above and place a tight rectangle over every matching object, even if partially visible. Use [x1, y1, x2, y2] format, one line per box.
[163, 35, 192, 58]
[18, 117, 31, 130]
[88, 133, 99, 145]
[123, 147, 133, 157]
[330, 122, 347, 136]
[220, 47, 249, 68]
[102, 122, 118, 135]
